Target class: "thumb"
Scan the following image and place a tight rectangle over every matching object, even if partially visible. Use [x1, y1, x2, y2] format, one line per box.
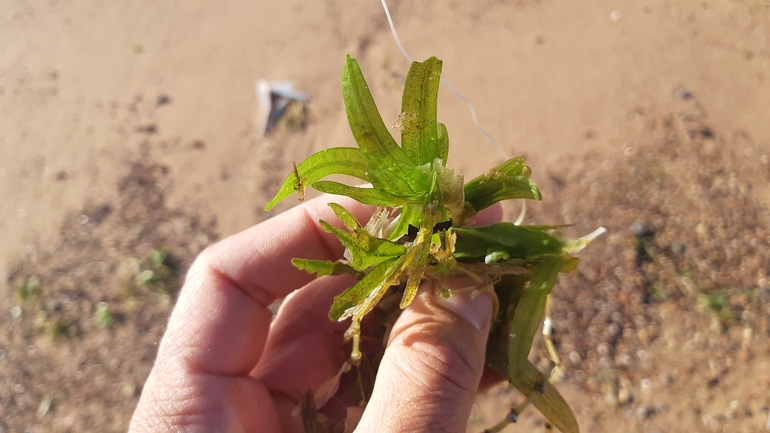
[356, 279, 494, 432]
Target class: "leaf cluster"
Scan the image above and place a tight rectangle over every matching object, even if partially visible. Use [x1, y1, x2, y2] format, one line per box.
[266, 55, 596, 432]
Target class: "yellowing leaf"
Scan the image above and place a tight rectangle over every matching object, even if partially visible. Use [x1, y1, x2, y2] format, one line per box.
[292, 259, 359, 277]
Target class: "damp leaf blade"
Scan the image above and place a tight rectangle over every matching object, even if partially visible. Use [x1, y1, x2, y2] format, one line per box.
[453, 223, 563, 261]
[400, 57, 445, 165]
[342, 55, 412, 168]
[508, 255, 563, 376]
[292, 259, 360, 277]
[313, 181, 411, 207]
[265, 147, 370, 210]
[320, 204, 407, 271]
[464, 176, 541, 216]
[462, 157, 541, 216]
[509, 360, 579, 433]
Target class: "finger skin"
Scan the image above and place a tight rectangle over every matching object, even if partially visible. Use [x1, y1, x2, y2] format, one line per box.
[161, 195, 372, 374]
[130, 195, 372, 432]
[130, 196, 503, 432]
[353, 205, 503, 432]
[355, 282, 494, 433]
[466, 203, 502, 227]
[252, 275, 357, 432]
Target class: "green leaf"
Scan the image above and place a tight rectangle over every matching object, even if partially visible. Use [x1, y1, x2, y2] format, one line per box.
[463, 157, 541, 215]
[464, 175, 541, 215]
[320, 204, 406, 271]
[486, 333, 579, 433]
[400, 57, 444, 165]
[291, 259, 359, 277]
[509, 360, 579, 433]
[343, 55, 432, 198]
[528, 255, 563, 291]
[342, 55, 412, 167]
[264, 147, 370, 210]
[492, 274, 529, 330]
[508, 255, 562, 376]
[367, 163, 430, 197]
[484, 251, 510, 264]
[389, 202, 425, 240]
[453, 223, 563, 260]
[312, 181, 410, 207]
[327, 202, 360, 231]
[420, 121, 449, 166]
[491, 157, 531, 177]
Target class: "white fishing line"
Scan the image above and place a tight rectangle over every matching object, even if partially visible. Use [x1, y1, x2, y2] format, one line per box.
[379, 0, 510, 160]
[379, 0, 529, 225]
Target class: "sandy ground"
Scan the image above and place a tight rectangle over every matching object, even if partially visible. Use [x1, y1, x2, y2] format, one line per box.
[1, 0, 770, 432]
[4, 0, 769, 276]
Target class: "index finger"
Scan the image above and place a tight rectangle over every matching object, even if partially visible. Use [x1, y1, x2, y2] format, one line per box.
[206, 195, 375, 303]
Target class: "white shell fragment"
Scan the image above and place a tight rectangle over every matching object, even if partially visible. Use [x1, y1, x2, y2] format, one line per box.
[255, 79, 310, 135]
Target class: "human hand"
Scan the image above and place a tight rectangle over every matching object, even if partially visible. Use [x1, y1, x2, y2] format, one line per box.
[129, 194, 501, 432]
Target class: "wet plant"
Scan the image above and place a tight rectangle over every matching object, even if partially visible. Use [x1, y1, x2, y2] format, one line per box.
[266, 55, 603, 433]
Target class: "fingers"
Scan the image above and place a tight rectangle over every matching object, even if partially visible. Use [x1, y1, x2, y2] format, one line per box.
[133, 194, 503, 432]
[200, 195, 374, 306]
[356, 279, 495, 433]
[132, 195, 372, 433]
[249, 202, 504, 427]
[253, 274, 354, 395]
[153, 195, 373, 378]
[148, 197, 497, 378]
[249, 274, 359, 432]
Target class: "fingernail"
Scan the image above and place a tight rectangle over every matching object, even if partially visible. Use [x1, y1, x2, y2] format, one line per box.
[437, 291, 493, 331]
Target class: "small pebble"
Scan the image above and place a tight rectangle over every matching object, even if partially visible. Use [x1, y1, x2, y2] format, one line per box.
[36, 397, 52, 419]
[630, 221, 653, 237]
[658, 372, 673, 385]
[636, 405, 650, 421]
[156, 94, 171, 106]
[119, 381, 136, 397]
[45, 299, 62, 313]
[604, 392, 618, 408]
[675, 88, 693, 100]
[618, 387, 633, 405]
[11, 306, 22, 320]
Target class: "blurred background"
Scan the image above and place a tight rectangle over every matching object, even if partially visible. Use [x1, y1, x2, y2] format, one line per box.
[1, 0, 769, 431]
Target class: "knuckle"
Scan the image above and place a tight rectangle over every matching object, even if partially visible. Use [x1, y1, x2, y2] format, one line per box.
[393, 330, 482, 396]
